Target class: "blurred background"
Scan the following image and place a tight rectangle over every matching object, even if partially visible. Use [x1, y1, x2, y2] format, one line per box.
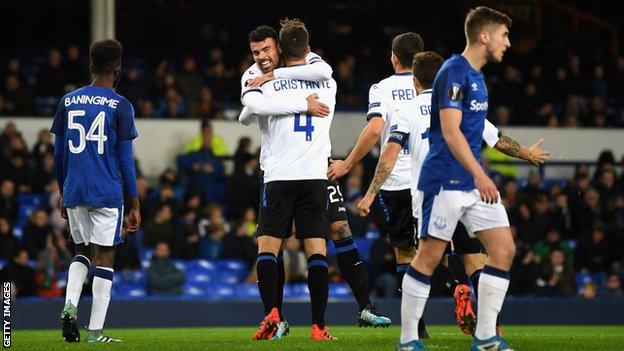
[1, 0, 623, 325]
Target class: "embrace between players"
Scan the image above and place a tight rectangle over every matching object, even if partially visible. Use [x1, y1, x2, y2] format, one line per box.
[238, 7, 550, 351]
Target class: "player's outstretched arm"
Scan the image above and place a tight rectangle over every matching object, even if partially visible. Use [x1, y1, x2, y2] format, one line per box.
[494, 135, 551, 166]
[441, 108, 498, 203]
[242, 91, 329, 118]
[357, 141, 402, 216]
[328, 117, 385, 181]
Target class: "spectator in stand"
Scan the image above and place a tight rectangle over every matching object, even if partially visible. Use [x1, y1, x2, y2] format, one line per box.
[175, 208, 201, 259]
[32, 129, 54, 165]
[35, 235, 71, 298]
[147, 242, 185, 296]
[509, 229, 539, 295]
[144, 182, 179, 220]
[220, 219, 256, 267]
[369, 235, 396, 297]
[199, 222, 225, 260]
[0, 217, 18, 260]
[2, 74, 33, 116]
[176, 55, 204, 117]
[32, 152, 54, 193]
[118, 68, 149, 108]
[114, 217, 142, 272]
[534, 248, 576, 296]
[22, 209, 55, 259]
[0, 179, 18, 224]
[576, 225, 613, 273]
[534, 228, 574, 266]
[603, 274, 622, 298]
[155, 87, 187, 118]
[143, 203, 175, 249]
[182, 119, 228, 157]
[196, 86, 224, 120]
[0, 249, 37, 297]
[63, 45, 89, 89]
[283, 236, 307, 283]
[35, 49, 65, 98]
[581, 281, 599, 299]
[227, 153, 260, 219]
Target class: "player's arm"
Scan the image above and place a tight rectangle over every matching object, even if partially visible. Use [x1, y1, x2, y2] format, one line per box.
[50, 101, 67, 218]
[118, 99, 141, 232]
[441, 108, 497, 203]
[241, 90, 329, 119]
[484, 120, 550, 165]
[249, 52, 332, 87]
[327, 85, 385, 181]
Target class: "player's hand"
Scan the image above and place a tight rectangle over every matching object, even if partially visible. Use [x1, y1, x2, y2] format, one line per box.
[357, 193, 375, 217]
[527, 138, 551, 166]
[248, 71, 275, 87]
[126, 199, 141, 233]
[474, 172, 498, 204]
[306, 94, 330, 117]
[57, 195, 67, 219]
[327, 159, 351, 182]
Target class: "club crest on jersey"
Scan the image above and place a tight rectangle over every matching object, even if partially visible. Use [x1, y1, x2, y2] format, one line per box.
[471, 82, 478, 91]
[447, 83, 463, 101]
[434, 216, 446, 229]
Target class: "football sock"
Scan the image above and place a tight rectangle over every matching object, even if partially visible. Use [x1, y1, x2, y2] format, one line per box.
[448, 253, 471, 285]
[401, 266, 430, 343]
[88, 267, 113, 331]
[276, 252, 285, 320]
[333, 237, 371, 311]
[470, 269, 482, 298]
[432, 263, 459, 297]
[65, 255, 90, 308]
[475, 265, 510, 340]
[307, 254, 329, 328]
[256, 252, 278, 315]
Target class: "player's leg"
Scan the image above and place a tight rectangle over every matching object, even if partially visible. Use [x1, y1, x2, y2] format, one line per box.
[272, 239, 289, 341]
[61, 206, 92, 342]
[86, 206, 123, 342]
[399, 190, 463, 349]
[254, 181, 292, 340]
[462, 190, 515, 349]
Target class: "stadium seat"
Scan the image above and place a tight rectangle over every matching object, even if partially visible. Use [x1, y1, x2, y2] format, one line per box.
[182, 282, 209, 298]
[171, 259, 187, 271]
[56, 270, 68, 288]
[289, 283, 310, 300]
[186, 259, 217, 273]
[207, 283, 237, 300]
[113, 283, 147, 299]
[187, 271, 213, 285]
[235, 283, 261, 300]
[215, 259, 248, 282]
[329, 283, 353, 300]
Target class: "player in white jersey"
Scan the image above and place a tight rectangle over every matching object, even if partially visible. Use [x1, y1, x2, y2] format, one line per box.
[243, 19, 337, 341]
[327, 32, 429, 336]
[240, 25, 390, 335]
[357, 52, 550, 339]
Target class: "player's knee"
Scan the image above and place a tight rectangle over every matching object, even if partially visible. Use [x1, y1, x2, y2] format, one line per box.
[329, 221, 350, 241]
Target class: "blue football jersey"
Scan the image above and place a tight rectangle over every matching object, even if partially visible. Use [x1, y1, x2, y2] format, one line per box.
[418, 54, 488, 193]
[50, 85, 138, 208]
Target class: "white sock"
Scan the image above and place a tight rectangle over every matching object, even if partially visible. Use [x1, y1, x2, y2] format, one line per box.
[89, 266, 114, 331]
[475, 268, 510, 340]
[400, 271, 431, 344]
[65, 255, 90, 308]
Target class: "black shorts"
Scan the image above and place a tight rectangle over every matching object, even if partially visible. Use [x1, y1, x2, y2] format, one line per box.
[449, 223, 484, 255]
[378, 189, 416, 248]
[257, 180, 329, 240]
[327, 182, 348, 223]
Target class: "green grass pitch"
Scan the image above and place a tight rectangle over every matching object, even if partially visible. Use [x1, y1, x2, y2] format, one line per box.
[11, 325, 624, 350]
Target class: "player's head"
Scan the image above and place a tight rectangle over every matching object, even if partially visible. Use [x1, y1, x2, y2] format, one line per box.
[278, 18, 310, 61]
[464, 6, 512, 63]
[411, 51, 443, 92]
[249, 25, 280, 74]
[391, 32, 424, 71]
[89, 39, 123, 87]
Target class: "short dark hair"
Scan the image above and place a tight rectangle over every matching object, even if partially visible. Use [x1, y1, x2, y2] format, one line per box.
[89, 39, 122, 75]
[412, 51, 444, 89]
[392, 32, 424, 68]
[279, 18, 309, 60]
[248, 25, 278, 44]
[465, 6, 512, 44]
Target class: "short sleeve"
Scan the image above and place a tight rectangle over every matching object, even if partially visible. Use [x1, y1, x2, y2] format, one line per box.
[240, 67, 260, 99]
[482, 119, 500, 147]
[50, 99, 66, 135]
[305, 52, 323, 65]
[387, 108, 411, 146]
[435, 64, 466, 110]
[367, 84, 386, 121]
[117, 98, 138, 140]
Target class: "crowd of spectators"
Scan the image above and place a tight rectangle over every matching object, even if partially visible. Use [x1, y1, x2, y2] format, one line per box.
[1, 120, 623, 300]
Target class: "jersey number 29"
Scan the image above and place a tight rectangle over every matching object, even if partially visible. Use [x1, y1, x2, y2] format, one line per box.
[68, 110, 108, 154]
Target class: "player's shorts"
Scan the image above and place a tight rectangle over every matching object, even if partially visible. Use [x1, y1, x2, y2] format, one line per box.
[257, 180, 329, 240]
[66, 205, 123, 246]
[378, 189, 416, 248]
[417, 189, 509, 242]
[327, 182, 348, 223]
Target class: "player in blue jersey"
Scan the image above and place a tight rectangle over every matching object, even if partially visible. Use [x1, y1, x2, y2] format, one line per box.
[53, 39, 140, 343]
[398, 7, 515, 351]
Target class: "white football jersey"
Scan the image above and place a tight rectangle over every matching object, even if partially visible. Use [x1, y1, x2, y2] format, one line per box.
[390, 89, 501, 218]
[367, 73, 417, 191]
[240, 52, 328, 171]
[262, 77, 337, 182]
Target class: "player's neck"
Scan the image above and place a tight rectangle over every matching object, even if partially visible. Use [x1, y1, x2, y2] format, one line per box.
[461, 46, 487, 71]
[284, 57, 306, 67]
[91, 76, 115, 90]
[394, 63, 411, 75]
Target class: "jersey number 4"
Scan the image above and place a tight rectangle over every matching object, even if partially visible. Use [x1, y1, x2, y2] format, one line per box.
[294, 113, 314, 141]
[68, 110, 108, 154]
